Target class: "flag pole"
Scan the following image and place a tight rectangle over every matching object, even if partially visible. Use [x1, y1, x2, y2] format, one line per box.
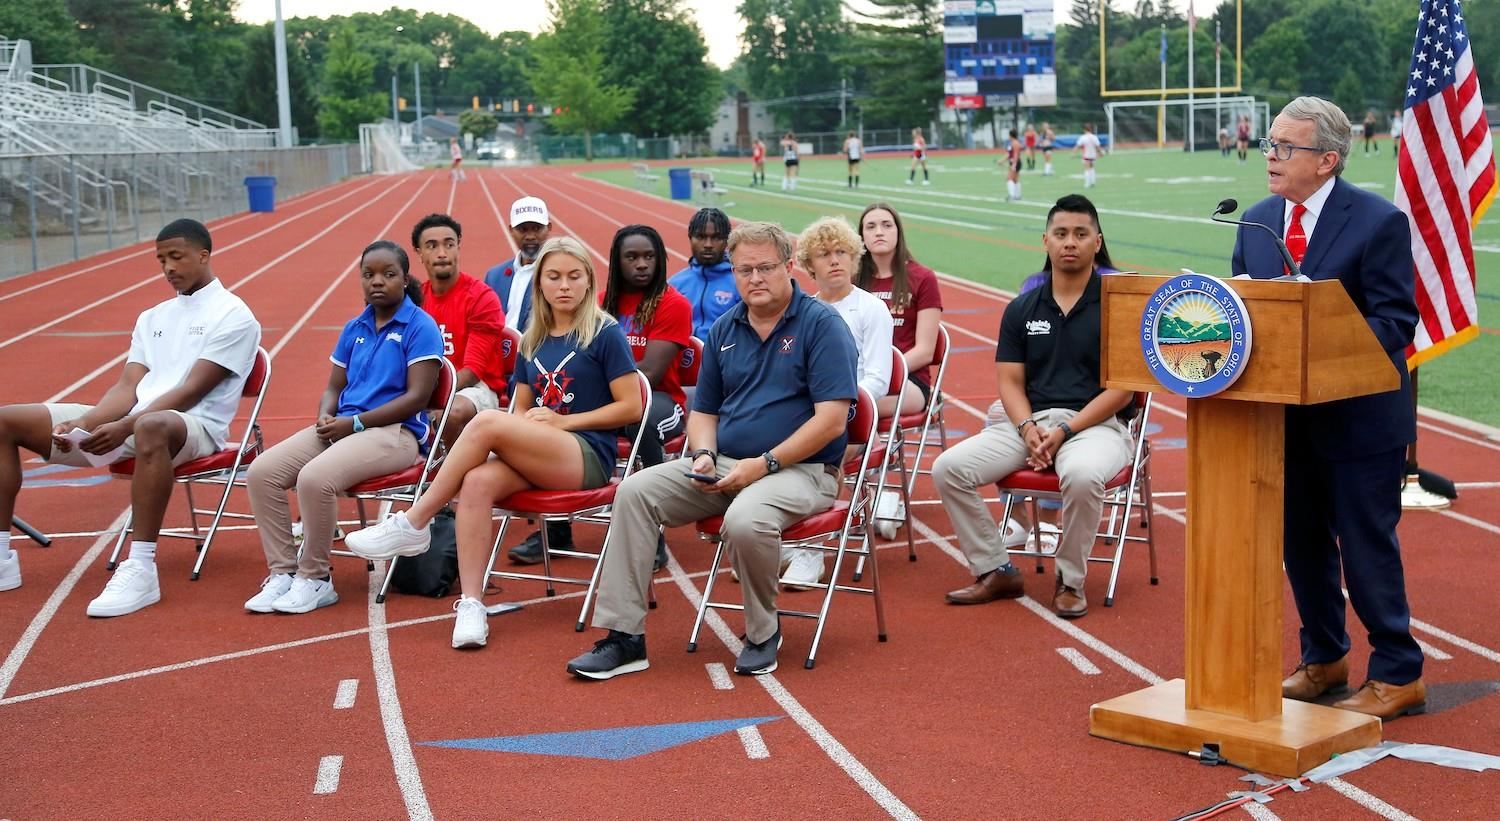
[1186, 2, 1195, 152]
[1401, 367, 1458, 509]
[1158, 24, 1167, 148]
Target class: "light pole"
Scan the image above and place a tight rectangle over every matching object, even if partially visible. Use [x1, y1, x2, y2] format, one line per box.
[273, 0, 293, 147]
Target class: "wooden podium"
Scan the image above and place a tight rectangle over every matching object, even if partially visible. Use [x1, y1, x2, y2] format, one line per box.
[1088, 275, 1394, 777]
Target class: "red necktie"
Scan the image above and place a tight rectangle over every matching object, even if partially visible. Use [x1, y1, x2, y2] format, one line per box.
[1284, 203, 1308, 272]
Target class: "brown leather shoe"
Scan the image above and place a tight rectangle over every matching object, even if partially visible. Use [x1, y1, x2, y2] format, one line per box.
[1052, 580, 1087, 619]
[1281, 655, 1350, 702]
[945, 568, 1024, 605]
[1333, 679, 1427, 720]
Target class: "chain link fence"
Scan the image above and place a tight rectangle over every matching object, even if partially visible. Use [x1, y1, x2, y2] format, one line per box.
[0, 144, 359, 281]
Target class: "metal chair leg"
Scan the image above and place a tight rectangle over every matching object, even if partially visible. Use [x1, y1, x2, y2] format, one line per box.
[687, 539, 727, 653]
[107, 509, 134, 570]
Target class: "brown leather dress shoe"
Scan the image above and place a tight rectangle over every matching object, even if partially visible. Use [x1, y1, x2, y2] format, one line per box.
[945, 568, 1024, 604]
[1052, 580, 1087, 619]
[1333, 679, 1427, 720]
[1281, 655, 1350, 702]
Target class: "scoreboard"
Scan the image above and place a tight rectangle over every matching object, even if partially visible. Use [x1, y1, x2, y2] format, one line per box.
[943, 0, 1056, 109]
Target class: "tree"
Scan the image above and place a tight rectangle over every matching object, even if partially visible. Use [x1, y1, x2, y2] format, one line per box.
[317, 26, 386, 140]
[232, 24, 320, 139]
[0, 0, 87, 63]
[459, 108, 498, 140]
[528, 0, 635, 159]
[600, 0, 720, 136]
[847, 1, 943, 130]
[737, 0, 850, 130]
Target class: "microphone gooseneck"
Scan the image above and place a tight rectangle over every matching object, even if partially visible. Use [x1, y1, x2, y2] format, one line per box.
[1208, 199, 1300, 278]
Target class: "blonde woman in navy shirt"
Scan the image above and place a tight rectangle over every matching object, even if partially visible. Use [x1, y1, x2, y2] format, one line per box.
[348, 237, 642, 650]
[245, 240, 443, 615]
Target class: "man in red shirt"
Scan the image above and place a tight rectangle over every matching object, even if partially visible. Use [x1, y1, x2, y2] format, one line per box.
[411, 214, 508, 445]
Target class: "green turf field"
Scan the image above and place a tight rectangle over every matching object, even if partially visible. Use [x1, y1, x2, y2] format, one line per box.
[583, 148, 1500, 429]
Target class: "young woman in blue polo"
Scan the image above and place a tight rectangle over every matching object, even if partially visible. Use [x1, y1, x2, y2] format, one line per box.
[245, 240, 443, 615]
[346, 236, 643, 651]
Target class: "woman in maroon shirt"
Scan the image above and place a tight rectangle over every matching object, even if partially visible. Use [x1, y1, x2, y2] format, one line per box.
[855, 202, 944, 418]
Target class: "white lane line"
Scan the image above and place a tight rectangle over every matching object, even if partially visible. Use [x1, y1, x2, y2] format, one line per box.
[737, 725, 770, 760]
[1409, 615, 1500, 665]
[1415, 638, 1453, 661]
[0, 175, 374, 303]
[0, 508, 129, 699]
[333, 678, 359, 709]
[1455, 481, 1500, 489]
[492, 173, 611, 265]
[1325, 778, 1420, 821]
[660, 554, 919, 821]
[528, 174, 691, 263]
[475, 170, 520, 257]
[1438, 508, 1500, 536]
[0, 176, 387, 349]
[313, 754, 344, 795]
[1056, 647, 1102, 675]
[1243, 802, 1282, 821]
[705, 662, 734, 690]
[916, 516, 1168, 686]
[366, 560, 433, 821]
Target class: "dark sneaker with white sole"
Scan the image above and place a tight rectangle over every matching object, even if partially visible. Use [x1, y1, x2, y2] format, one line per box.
[734, 625, 783, 676]
[567, 630, 649, 680]
[509, 520, 575, 565]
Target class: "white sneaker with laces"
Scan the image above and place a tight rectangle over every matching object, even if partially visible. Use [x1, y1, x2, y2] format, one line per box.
[86, 558, 160, 617]
[345, 512, 430, 560]
[245, 573, 294, 613]
[271, 576, 338, 614]
[0, 550, 20, 591]
[998, 517, 1029, 548]
[780, 548, 825, 591]
[452, 597, 489, 649]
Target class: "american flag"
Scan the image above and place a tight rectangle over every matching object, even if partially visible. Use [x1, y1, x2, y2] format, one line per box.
[1395, 0, 1496, 367]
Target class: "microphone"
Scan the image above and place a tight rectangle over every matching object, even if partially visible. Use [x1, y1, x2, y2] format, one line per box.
[1209, 198, 1301, 278]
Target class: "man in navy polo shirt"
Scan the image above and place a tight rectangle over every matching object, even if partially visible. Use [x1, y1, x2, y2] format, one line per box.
[566, 221, 858, 680]
[483, 195, 551, 332]
[932, 194, 1133, 619]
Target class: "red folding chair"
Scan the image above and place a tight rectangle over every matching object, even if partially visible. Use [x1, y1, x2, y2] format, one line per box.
[331, 357, 457, 602]
[855, 347, 915, 580]
[993, 392, 1158, 607]
[483, 370, 654, 628]
[106, 346, 271, 580]
[687, 388, 886, 670]
[877, 324, 952, 556]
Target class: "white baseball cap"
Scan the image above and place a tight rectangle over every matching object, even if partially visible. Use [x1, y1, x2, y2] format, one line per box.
[509, 196, 549, 227]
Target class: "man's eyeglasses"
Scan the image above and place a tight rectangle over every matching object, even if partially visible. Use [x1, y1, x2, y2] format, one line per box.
[731, 261, 786, 278]
[1258, 138, 1324, 161]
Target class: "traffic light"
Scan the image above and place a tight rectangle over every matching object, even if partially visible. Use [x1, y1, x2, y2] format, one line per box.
[472, 96, 479, 110]
[398, 97, 407, 111]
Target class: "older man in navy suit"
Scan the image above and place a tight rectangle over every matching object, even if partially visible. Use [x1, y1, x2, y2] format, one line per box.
[1231, 96, 1425, 721]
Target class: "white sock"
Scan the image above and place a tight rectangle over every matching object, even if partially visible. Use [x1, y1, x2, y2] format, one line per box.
[1044, 162, 1053, 175]
[1014, 183, 1022, 200]
[0, 532, 12, 561]
[781, 178, 788, 190]
[127, 540, 157, 564]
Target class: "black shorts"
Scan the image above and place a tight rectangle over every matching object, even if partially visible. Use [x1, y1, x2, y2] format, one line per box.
[848, 156, 861, 164]
[785, 158, 799, 168]
[910, 376, 932, 410]
[1040, 142, 1054, 152]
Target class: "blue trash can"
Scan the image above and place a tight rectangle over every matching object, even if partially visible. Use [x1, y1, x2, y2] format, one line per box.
[668, 167, 692, 201]
[244, 176, 277, 213]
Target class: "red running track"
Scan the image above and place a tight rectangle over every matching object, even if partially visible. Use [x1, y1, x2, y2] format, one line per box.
[1, 167, 1497, 819]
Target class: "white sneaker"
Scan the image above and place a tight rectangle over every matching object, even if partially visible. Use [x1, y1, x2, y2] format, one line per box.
[905, 179, 914, 185]
[245, 573, 294, 613]
[1028, 522, 1061, 553]
[271, 576, 338, 614]
[874, 520, 898, 540]
[452, 597, 489, 649]
[780, 548, 825, 591]
[292, 521, 345, 545]
[998, 517, 1029, 548]
[87, 558, 160, 617]
[922, 180, 931, 186]
[345, 512, 430, 560]
[0, 550, 20, 591]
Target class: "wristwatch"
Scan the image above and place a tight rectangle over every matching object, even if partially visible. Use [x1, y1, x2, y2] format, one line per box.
[1017, 419, 1036, 433]
[1059, 422, 1075, 441]
[691, 448, 717, 462]
[352, 414, 366, 433]
[762, 451, 781, 474]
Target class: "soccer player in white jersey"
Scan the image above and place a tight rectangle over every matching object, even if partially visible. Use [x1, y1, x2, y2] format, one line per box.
[0, 219, 261, 613]
[1076, 122, 1103, 188]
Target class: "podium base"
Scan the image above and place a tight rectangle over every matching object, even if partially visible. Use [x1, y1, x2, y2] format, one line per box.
[1089, 679, 1381, 777]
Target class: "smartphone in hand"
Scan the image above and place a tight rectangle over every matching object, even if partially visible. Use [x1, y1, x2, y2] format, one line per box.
[683, 471, 718, 484]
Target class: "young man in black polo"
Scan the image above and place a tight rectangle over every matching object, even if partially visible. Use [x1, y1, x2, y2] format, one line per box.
[932, 194, 1133, 619]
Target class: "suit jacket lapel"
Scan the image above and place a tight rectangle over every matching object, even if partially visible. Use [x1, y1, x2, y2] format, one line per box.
[1301, 178, 1351, 276]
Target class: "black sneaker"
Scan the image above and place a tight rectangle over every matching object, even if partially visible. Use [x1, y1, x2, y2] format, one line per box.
[507, 520, 575, 565]
[652, 533, 669, 573]
[734, 624, 783, 676]
[567, 630, 649, 680]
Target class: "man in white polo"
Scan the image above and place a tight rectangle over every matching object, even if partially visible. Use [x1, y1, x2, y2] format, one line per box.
[0, 219, 261, 613]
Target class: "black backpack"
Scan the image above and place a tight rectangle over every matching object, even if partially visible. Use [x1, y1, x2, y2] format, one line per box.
[389, 507, 459, 597]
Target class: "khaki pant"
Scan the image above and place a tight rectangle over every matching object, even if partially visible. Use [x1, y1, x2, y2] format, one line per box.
[246, 424, 418, 578]
[592, 455, 839, 644]
[932, 408, 1130, 589]
[44, 403, 217, 467]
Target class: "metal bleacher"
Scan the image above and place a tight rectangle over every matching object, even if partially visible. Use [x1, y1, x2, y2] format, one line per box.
[1, 35, 357, 279]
